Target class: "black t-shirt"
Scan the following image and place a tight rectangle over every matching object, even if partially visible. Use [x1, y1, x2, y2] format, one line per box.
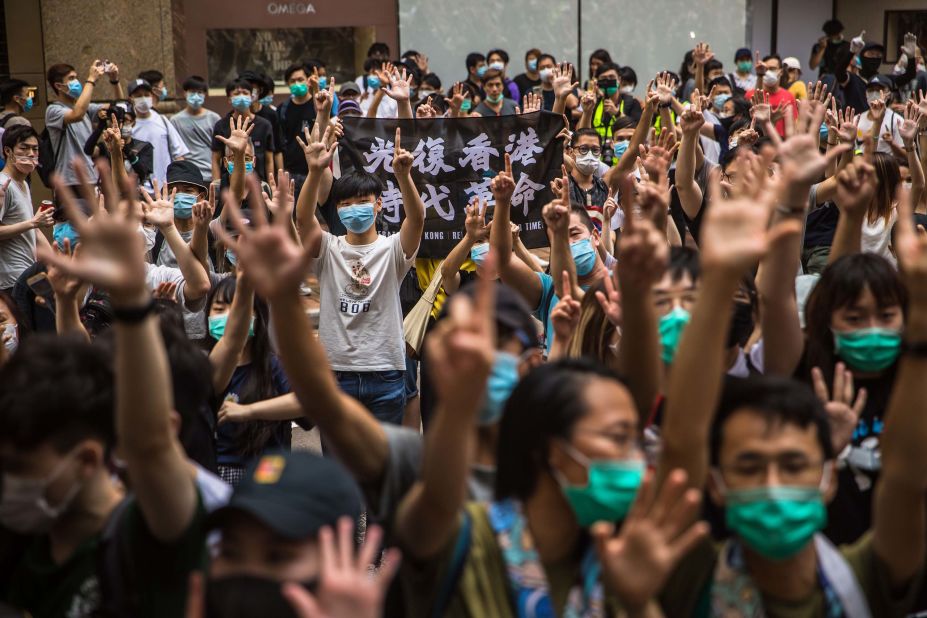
[254, 105, 284, 154]
[211, 113, 274, 181]
[811, 39, 851, 77]
[277, 98, 317, 175]
[513, 73, 541, 100]
[617, 93, 643, 123]
[804, 202, 840, 248]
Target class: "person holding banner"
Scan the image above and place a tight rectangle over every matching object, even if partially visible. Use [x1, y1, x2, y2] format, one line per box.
[296, 125, 424, 425]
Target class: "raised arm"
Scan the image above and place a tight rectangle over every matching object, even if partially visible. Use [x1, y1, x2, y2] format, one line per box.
[45, 240, 90, 342]
[295, 121, 340, 255]
[692, 43, 713, 100]
[395, 259, 495, 560]
[216, 115, 254, 205]
[676, 105, 705, 220]
[490, 153, 543, 307]
[142, 182, 210, 307]
[39, 163, 197, 542]
[606, 86, 658, 189]
[827, 157, 877, 265]
[382, 67, 414, 120]
[760, 100, 848, 376]
[659, 152, 794, 490]
[545, 168, 581, 299]
[190, 186, 215, 275]
[393, 127, 424, 257]
[61, 61, 105, 124]
[901, 104, 925, 209]
[441, 199, 488, 295]
[551, 62, 578, 116]
[874, 188, 927, 588]
[216, 168, 390, 484]
[208, 271, 254, 394]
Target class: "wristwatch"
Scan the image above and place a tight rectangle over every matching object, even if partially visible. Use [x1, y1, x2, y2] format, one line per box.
[112, 299, 156, 323]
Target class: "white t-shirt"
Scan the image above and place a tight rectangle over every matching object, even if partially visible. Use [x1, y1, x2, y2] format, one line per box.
[312, 232, 416, 371]
[855, 110, 904, 156]
[356, 76, 399, 118]
[860, 209, 898, 267]
[132, 110, 190, 189]
[144, 262, 207, 314]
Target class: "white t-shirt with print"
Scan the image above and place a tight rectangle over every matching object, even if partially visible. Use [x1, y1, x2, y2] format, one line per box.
[855, 110, 904, 156]
[313, 232, 416, 372]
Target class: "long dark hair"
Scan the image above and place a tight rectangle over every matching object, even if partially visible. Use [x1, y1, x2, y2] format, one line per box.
[804, 254, 907, 385]
[205, 276, 280, 457]
[495, 358, 631, 500]
[870, 152, 900, 225]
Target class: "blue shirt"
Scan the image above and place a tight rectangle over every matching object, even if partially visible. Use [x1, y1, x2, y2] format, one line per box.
[534, 272, 590, 353]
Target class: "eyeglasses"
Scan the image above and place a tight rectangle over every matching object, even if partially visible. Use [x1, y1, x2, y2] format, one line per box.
[575, 145, 602, 156]
[720, 456, 825, 485]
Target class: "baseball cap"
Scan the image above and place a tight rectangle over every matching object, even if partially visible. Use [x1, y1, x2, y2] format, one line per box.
[166, 160, 208, 193]
[127, 78, 152, 96]
[441, 281, 540, 349]
[734, 48, 752, 61]
[338, 99, 362, 116]
[867, 74, 892, 90]
[340, 81, 360, 96]
[207, 451, 363, 539]
[782, 57, 801, 71]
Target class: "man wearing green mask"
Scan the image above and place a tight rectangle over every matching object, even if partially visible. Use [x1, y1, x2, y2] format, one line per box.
[655, 170, 927, 616]
[728, 48, 757, 93]
[277, 63, 320, 188]
[474, 69, 517, 117]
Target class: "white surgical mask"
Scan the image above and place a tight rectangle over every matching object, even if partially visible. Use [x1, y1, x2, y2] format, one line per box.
[575, 152, 600, 175]
[489, 61, 505, 71]
[539, 68, 553, 82]
[865, 91, 882, 104]
[133, 96, 153, 113]
[620, 85, 634, 94]
[763, 70, 779, 86]
[2, 322, 17, 354]
[0, 451, 83, 534]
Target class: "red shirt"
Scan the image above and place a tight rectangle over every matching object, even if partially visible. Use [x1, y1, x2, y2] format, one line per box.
[746, 86, 797, 138]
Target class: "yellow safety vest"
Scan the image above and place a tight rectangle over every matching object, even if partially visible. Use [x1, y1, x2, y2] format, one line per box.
[592, 98, 625, 141]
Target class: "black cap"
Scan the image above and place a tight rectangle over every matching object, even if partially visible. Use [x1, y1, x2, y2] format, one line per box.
[127, 78, 152, 95]
[734, 48, 751, 61]
[867, 74, 892, 90]
[861, 42, 885, 56]
[207, 451, 362, 539]
[166, 160, 208, 192]
[440, 281, 540, 349]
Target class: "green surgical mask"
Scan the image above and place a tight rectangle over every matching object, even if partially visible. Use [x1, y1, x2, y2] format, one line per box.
[833, 327, 901, 372]
[658, 307, 691, 364]
[208, 314, 255, 340]
[737, 60, 753, 73]
[603, 86, 618, 97]
[554, 441, 644, 527]
[723, 484, 828, 561]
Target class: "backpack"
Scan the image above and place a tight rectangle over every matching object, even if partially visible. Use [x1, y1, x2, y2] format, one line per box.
[38, 123, 66, 188]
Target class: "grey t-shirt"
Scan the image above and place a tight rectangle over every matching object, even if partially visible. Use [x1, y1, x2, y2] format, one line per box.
[144, 262, 208, 339]
[45, 101, 103, 186]
[312, 232, 416, 372]
[155, 228, 217, 340]
[171, 108, 221, 184]
[0, 173, 36, 289]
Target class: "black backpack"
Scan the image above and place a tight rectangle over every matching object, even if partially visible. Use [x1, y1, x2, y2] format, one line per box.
[37, 125, 65, 188]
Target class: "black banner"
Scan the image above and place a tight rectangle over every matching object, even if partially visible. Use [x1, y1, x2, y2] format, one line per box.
[339, 111, 565, 258]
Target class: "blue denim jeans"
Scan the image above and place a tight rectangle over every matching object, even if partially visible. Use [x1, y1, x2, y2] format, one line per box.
[335, 369, 407, 425]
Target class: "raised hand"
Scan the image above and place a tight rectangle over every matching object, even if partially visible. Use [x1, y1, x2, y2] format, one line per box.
[416, 96, 437, 118]
[902, 32, 917, 59]
[692, 42, 714, 66]
[102, 116, 124, 152]
[592, 469, 708, 612]
[45, 239, 85, 299]
[141, 178, 177, 229]
[520, 91, 542, 114]
[654, 72, 676, 104]
[850, 31, 866, 55]
[751, 91, 771, 123]
[216, 171, 318, 300]
[88, 59, 106, 82]
[314, 79, 336, 116]
[615, 173, 669, 289]
[391, 126, 413, 176]
[283, 518, 400, 618]
[541, 167, 571, 236]
[812, 363, 866, 455]
[383, 66, 411, 102]
[594, 268, 623, 329]
[678, 106, 704, 135]
[893, 182, 927, 304]
[551, 271, 582, 342]
[551, 62, 577, 99]
[463, 199, 489, 241]
[449, 81, 469, 113]
[490, 153, 515, 203]
[36, 160, 149, 307]
[753, 50, 767, 76]
[807, 80, 831, 107]
[192, 186, 215, 232]
[901, 102, 923, 145]
[835, 104, 859, 143]
[216, 114, 254, 156]
[152, 281, 179, 302]
[776, 99, 850, 186]
[834, 157, 877, 219]
[375, 62, 396, 91]
[868, 92, 888, 124]
[297, 123, 338, 171]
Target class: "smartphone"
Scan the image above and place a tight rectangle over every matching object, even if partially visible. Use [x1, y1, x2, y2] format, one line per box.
[27, 272, 53, 297]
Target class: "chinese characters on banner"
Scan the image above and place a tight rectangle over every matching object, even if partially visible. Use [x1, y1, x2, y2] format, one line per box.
[339, 111, 565, 257]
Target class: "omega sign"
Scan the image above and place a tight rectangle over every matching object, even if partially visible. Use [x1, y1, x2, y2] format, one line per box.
[267, 2, 316, 14]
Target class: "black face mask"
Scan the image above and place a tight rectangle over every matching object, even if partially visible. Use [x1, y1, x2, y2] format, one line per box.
[719, 115, 737, 130]
[727, 301, 755, 349]
[206, 575, 318, 618]
[859, 56, 882, 78]
[597, 78, 618, 90]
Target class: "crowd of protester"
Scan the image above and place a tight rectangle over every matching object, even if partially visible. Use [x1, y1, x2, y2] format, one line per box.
[1, 16, 927, 617]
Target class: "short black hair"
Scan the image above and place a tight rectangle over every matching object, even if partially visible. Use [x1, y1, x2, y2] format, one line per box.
[367, 42, 390, 58]
[710, 375, 834, 465]
[618, 66, 638, 86]
[47, 63, 75, 89]
[487, 48, 509, 64]
[2, 123, 38, 153]
[569, 205, 595, 233]
[595, 62, 621, 78]
[705, 58, 724, 73]
[668, 246, 700, 284]
[225, 78, 252, 96]
[708, 75, 733, 92]
[822, 19, 844, 36]
[466, 52, 486, 70]
[138, 69, 164, 85]
[284, 63, 308, 83]
[305, 58, 326, 73]
[0, 334, 115, 453]
[538, 53, 557, 66]
[495, 358, 629, 500]
[614, 116, 636, 131]
[589, 49, 613, 65]
[402, 49, 421, 60]
[762, 54, 782, 64]
[525, 48, 542, 62]
[331, 170, 384, 204]
[363, 58, 384, 75]
[571, 127, 602, 147]
[182, 75, 208, 91]
[422, 72, 442, 89]
[0, 78, 29, 106]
